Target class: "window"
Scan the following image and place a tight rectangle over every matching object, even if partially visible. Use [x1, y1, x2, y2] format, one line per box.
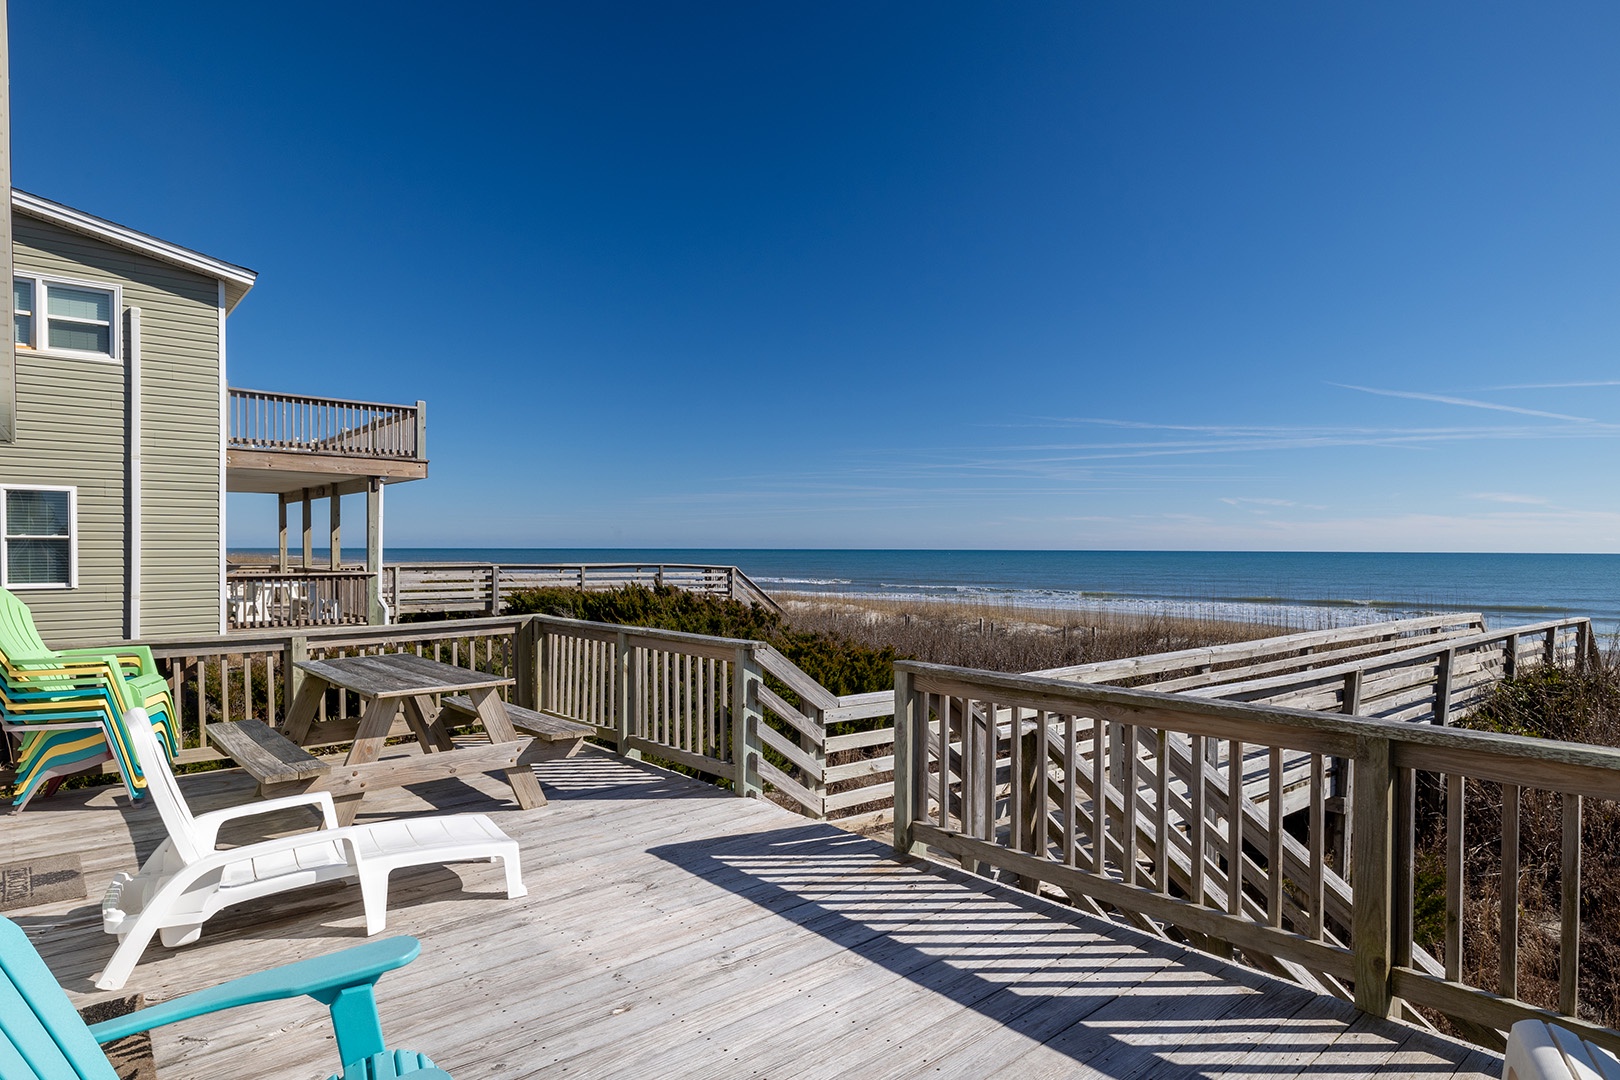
[13, 279, 32, 347]
[12, 276, 119, 360]
[1, 486, 75, 588]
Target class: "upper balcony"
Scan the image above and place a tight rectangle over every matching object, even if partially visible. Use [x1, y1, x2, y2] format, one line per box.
[224, 387, 428, 494]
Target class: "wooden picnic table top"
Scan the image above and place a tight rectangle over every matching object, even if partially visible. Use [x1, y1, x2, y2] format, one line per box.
[293, 653, 514, 698]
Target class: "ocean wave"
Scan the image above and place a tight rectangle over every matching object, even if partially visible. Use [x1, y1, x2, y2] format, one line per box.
[755, 576, 853, 586]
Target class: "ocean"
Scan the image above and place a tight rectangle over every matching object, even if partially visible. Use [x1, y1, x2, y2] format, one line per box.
[316, 548, 1620, 636]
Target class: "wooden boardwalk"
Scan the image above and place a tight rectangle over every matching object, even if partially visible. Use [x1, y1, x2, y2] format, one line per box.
[4, 751, 1502, 1079]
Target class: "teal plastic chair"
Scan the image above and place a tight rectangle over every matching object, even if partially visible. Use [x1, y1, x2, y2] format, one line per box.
[0, 916, 451, 1079]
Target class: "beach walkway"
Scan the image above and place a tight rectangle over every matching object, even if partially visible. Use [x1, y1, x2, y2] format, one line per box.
[7, 751, 1501, 1079]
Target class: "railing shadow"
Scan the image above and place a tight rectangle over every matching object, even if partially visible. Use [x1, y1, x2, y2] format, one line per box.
[643, 822, 1491, 1078]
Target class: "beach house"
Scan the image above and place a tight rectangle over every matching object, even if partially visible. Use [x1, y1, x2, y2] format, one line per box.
[0, 191, 427, 642]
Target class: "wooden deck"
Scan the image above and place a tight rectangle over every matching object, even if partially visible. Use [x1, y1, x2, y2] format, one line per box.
[4, 751, 1502, 1079]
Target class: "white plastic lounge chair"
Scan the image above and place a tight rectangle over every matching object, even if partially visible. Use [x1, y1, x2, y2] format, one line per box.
[1505, 1020, 1620, 1080]
[95, 707, 527, 991]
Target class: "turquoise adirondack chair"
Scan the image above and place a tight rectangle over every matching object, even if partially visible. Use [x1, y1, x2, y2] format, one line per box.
[0, 916, 451, 1079]
[0, 588, 180, 809]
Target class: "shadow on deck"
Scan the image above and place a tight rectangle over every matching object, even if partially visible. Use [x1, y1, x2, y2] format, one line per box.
[4, 751, 1500, 1079]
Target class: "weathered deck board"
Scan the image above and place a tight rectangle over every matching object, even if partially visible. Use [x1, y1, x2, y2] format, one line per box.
[2, 750, 1499, 1079]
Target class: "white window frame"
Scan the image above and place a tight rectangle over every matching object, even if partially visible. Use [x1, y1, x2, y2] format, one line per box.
[12, 273, 122, 363]
[0, 485, 78, 590]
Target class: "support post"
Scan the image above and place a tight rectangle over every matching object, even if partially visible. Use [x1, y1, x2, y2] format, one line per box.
[283, 635, 308, 733]
[277, 494, 289, 571]
[300, 488, 313, 569]
[615, 630, 633, 755]
[537, 618, 553, 715]
[1435, 647, 1455, 725]
[1017, 721, 1041, 892]
[365, 478, 384, 624]
[731, 645, 763, 799]
[514, 617, 541, 710]
[806, 703, 828, 820]
[489, 564, 502, 615]
[1327, 669, 1363, 868]
[892, 666, 919, 857]
[328, 490, 341, 570]
[1352, 733, 1395, 1019]
[412, 400, 426, 459]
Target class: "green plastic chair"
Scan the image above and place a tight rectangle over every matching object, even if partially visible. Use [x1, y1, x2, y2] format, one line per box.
[0, 588, 180, 808]
[0, 915, 451, 1079]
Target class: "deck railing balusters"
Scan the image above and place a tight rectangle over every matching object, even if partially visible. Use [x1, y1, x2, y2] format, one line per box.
[226, 388, 422, 460]
[892, 658, 1620, 1055]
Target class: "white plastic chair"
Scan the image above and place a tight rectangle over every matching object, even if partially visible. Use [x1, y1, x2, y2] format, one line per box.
[1505, 1021, 1620, 1080]
[95, 707, 526, 991]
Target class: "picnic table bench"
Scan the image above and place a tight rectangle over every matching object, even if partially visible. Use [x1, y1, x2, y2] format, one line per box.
[205, 655, 591, 823]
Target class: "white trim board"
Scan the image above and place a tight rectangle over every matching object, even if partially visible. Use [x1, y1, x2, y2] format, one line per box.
[127, 306, 141, 638]
[217, 281, 227, 635]
[13, 189, 257, 310]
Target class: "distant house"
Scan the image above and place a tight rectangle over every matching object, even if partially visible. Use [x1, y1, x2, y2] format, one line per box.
[1, 191, 426, 643]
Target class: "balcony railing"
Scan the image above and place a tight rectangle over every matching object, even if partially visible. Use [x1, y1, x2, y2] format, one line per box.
[228, 388, 425, 460]
[226, 570, 372, 629]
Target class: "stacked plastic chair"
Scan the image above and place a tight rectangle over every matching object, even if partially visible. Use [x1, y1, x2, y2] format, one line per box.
[0, 588, 179, 810]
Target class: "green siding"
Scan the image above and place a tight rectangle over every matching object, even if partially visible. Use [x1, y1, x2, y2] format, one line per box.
[3, 215, 223, 642]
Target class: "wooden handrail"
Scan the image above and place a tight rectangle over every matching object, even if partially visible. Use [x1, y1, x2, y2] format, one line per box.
[892, 657, 1620, 1053]
[225, 570, 373, 630]
[1033, 612, 1486, 683]
[383, 562, 782, 615]
[227, 388, 425, 460]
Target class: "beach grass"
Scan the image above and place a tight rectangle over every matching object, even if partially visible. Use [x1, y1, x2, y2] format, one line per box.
[777, 591, 1297, 674]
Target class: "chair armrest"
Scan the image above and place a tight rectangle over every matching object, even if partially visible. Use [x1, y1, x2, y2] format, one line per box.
[59, 644, 157, 678]
[88, 936, 420, 1065]
[190, 789, 339, 847]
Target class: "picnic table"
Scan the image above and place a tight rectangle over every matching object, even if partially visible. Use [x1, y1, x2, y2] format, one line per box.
[207, 653, 588, 825]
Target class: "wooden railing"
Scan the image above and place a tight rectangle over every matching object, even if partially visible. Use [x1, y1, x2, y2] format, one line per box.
[227, 388, 425, 460]
[77, 615, 858, 819]
[383, 562, 782, 616]
[529, 615, 883, 817]
[225, 570, 372, 630]
[1034, 612, 1490, 687]
[892, 659, 1620, 1053]
[1178, 617, 1593, 722]
[110, 617, 527, 765]
[44, 610, 1618, 1049]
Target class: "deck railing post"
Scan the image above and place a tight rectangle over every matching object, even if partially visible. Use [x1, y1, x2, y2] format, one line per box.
[805, 702, 828, 821]
[1434, 647, 1455, 726]
[537, 618, 554, 715]
[1016, 718, 1041, 893]
[732, 645, 763, 799]
[514, 617, 541, 710]
[616, 630, 634, 755]
[283, 635, 308, 734]
[1351, 732, 1395, 1019]
[489, 565, 502, 616]
[893, 666, 920, 857]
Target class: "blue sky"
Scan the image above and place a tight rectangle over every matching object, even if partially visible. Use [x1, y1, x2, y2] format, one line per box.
[14, 3, 1620, 552]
